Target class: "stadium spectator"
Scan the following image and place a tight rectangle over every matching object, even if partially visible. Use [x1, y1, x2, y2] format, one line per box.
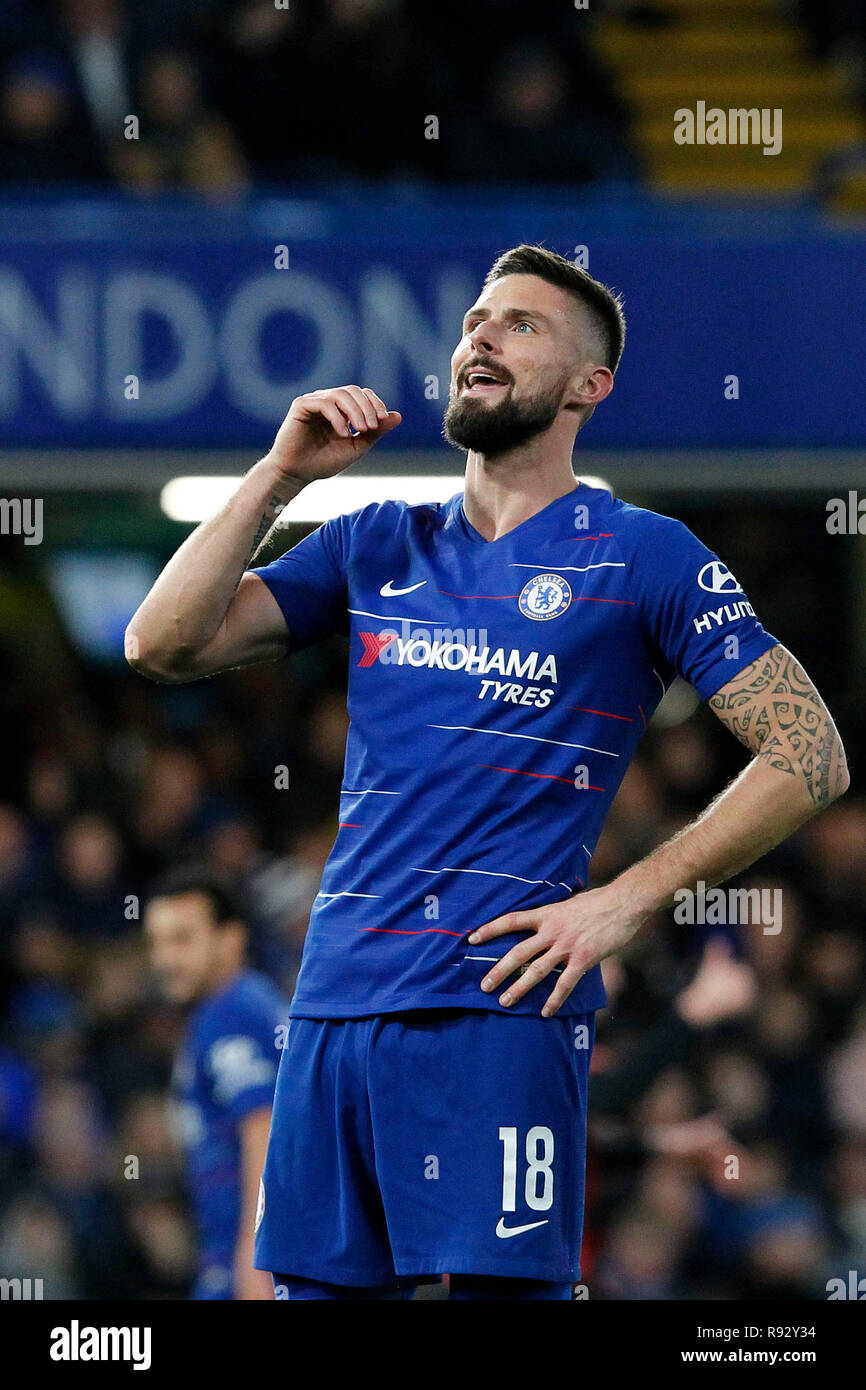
[115, 47, 250, 194]
[0, 50, 111, 183]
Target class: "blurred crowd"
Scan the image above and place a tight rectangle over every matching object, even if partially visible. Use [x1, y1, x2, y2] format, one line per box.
[0, 507, 864, 1299]
[0, 0, 640, 190]
[4, 2, 866, 198]
[795, 0, 866, 76]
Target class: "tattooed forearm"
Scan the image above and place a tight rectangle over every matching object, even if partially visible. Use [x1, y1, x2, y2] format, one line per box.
[709, 644, 849, 806]
[236, 493, 285, 587]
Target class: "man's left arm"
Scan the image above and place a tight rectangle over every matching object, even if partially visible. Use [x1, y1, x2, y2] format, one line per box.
[468, 643, 849, 1015]
[234, 1105, 275, 1300]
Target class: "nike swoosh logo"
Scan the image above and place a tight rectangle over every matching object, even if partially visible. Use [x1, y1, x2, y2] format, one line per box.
[495, 1218, 549, 1239]
[379, 580, 428, 596]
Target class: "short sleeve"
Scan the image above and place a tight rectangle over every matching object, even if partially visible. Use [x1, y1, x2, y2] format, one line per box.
[622, 508, 779, 701]
[204, 1030, 279, 1122]
[250, 515, 349, 651]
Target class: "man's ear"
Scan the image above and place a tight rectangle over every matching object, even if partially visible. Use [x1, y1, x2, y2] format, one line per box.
[564, 363, 614, 414]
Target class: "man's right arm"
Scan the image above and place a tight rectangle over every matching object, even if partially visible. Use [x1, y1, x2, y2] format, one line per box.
[124, 386, 401, 683]
[125, 455, 302, 682]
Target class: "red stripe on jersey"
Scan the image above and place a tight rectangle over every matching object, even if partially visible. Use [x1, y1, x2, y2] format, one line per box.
[358, 926, 464, 937]
[476, 764, 606, 791]
[571, 596, 634, 605]
[437, 590, 520, 600]
[568, 706, 633, 721]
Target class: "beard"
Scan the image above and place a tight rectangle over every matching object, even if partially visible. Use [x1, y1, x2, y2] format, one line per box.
[442, 374, 567, 456]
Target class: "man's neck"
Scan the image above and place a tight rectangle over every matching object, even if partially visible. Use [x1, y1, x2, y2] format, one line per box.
[462, 445, 580, 543]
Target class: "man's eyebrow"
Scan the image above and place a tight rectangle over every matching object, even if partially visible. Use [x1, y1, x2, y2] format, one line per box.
[462, 306, 552, 327]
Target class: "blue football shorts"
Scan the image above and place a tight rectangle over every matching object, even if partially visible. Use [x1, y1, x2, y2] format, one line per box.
[253, 1007, 596, 1286]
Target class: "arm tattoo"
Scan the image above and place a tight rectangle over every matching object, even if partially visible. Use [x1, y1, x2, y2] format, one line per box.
[234, 493, 285, 590]
[709, 644, 848, 806]
[249, 493, 285, 561]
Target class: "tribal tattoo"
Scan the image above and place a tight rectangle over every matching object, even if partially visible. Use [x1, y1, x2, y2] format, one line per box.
[709, 644, 848, 806]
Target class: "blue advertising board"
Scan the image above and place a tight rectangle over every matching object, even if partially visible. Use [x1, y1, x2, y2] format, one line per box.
[0, 190, 864, 452]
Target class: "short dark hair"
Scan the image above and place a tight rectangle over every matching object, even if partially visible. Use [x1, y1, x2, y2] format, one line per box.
[483, 244, 626, 373]
[145, 863, 245, 927]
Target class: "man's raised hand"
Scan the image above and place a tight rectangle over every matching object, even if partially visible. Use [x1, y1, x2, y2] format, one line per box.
[266, 386, 402, 487]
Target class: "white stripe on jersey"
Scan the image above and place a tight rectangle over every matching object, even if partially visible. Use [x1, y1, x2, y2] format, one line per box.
[412, 865, 575, 892]
[348, 606, 444, 625]
[316, 891, 383, 899]
[508, 561, 626, 572]
[462, 954, 565, 974]
[427, 723, 619, 758]
[340, 788, 402, 795]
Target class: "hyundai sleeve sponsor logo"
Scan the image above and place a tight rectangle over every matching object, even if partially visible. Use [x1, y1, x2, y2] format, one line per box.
[693, 600, 755, 634]
[697, 561, 743, 595]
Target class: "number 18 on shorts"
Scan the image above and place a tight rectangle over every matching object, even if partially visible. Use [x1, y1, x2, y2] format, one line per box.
[255, 1009, 596, 1286]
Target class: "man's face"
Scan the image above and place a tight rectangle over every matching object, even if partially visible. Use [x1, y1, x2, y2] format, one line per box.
[144, 891, 225, 1005]
[443, 274, 581, 456]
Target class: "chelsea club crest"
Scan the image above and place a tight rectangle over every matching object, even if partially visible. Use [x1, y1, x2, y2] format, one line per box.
[518, 573, 572, 621]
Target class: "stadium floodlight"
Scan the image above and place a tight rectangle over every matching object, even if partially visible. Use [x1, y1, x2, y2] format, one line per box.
[160, 474, 466, 524]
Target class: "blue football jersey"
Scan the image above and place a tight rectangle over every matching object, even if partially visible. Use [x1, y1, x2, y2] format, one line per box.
[172, 969, 287, 1295]
[251, 484, 778, 1020]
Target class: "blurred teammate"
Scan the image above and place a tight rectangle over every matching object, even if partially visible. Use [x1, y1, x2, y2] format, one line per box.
[144, 865, 287, 1300]
[128, 244, 848, 1300]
